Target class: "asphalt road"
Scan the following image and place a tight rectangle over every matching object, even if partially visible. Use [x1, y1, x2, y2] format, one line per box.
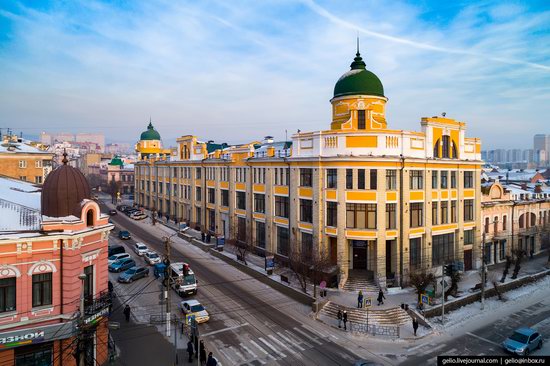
[102, 202, 378, 366]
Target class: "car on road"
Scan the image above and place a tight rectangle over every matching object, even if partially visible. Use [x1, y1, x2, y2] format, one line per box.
[118, 231, 131, 240]
[179, 300, 209, 323]
[108, 252, 131, 265]
[130, 212, 147, 220]
[117, 205, 129, 212]
[108, 258, 136, 273]
[124, 208, 139, 216]
[118, 266, 149, 283]
[144, 251, 161, 265]
[133, 242, 149, 256]
[108, 209, 117, 216]
[502, 327, 543, 355]
[108, 244, 126, 256]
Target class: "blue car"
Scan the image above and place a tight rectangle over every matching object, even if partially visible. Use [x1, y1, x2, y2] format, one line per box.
[118, 230, 131, 240]
[118, 266, 149, 283]
[108, 258, 136, 273]
[502, 327, 543, 356]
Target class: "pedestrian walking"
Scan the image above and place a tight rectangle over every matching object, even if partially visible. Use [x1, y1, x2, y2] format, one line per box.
[123, 305, 131, 322]
[206, 352, 217, 366]
[187, 340, 194, 363]
[201, 232, 206, 242]
[194, 336, 199, 359]
[412, 317, 419, 336]
[377, 289, 385, 306]
[337, 309, 342, 328]
[206, 233, 211, 243]
[342, 310, 348, 330]
[357, 290, 363, 308]
[200, 340, 206, 364]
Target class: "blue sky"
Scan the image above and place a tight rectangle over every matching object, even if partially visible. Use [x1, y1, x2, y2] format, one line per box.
[0, 0, 548, 149]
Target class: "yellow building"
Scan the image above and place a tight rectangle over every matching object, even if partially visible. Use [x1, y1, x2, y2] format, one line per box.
[135, 119, 172, 161]
[0, 133, 53, 183]
[135, 50, 484, 289]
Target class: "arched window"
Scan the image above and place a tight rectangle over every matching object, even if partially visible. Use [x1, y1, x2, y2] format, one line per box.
[451, 143, 458, 159]
[442, 135, 450, 158]
[519, 214, 525, 229]
[433, 139, 440, 158]
[86, 210, 95, 227]
[529, 213, 536, 228]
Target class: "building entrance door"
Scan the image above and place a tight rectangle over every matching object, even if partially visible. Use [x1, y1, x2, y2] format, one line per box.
[352, 241, 367, 269]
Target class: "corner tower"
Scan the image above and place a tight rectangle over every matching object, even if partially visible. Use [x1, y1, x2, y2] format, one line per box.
[330, 45, 388, 131]
[135, 119, 172, 161]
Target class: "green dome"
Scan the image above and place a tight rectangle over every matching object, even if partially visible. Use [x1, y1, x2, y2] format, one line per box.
[140, 121, 161, 141]
[333, 51, 384, 98]
[109, 156, 124, 166]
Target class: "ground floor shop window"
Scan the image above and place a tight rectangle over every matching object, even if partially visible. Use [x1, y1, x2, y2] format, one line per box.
[499, 240, 506, 261]
[432, 233, 454, 266]
[255, 221, 266, 249]
[15, 343, 52, 366]
[409, 237, 421, 267]
[277, 226, 289, 257]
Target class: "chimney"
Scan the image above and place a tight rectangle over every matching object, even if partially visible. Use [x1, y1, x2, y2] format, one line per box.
[264, 136, 274, 144]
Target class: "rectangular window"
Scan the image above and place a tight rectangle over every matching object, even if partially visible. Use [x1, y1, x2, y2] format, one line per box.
[502, 215, 507, 230]
[301, 232, 313, 262]
[300, 168, 313, 187]
[237, 217, 247, 242]
[19, 160, 27, 168]
[221, 190, 229, 207]
[275, 196, 289, 218]
[254, 194, 265, 213]
[432, 171, 438, 189]
[432, 202, 438, 225]
[410, 238, 421, 267]
[35, 160, 43, 168]
[195, 167, 201, 179]
[385, 203, 396, 229]
[410, 171, 423, 190]
[255, 221, 266, 248]
[366, 204, 377, 229]
[432, 233, 455, 266]
[195, 207, 201, 225]
[83, 265, 93, 304]
[410, 203, 423, 228]
[450, 171, 457, 188]
[385, 170, 396, 190]
[358, 169, 365, 189]
[369, 169, 377, 190]
[326, 169, 337, 189]
[32, 273, 52, 307]
[208, 209, 215, 232]
[464, 171, 474, 189]
[440, 171, 448, 189]
[346, 169, 353, 189]
[277, 226, 289, 257]
[464, 200, 474, 221]
[499, 240, 506, 261]
[451, 201, 457, 223]
[300, 199, 313, 223]
[35, 176, 43, 184]
[15, 343, 52, 365]
[358, 110, 366, 129]
[346, 203, 376, 229]
[464, 229, 474, 245]
[195, 187, 202, 201]
[208, 188, 215, 204]
[441, 201, 448, 224]
[236, 191, 246, 210]
[326, 201, 337, 227]
[0, 277, 16, 313]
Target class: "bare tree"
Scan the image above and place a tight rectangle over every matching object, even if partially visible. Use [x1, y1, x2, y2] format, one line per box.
[500, 255, 512, 283]
[444, 270, 461, 301]
[511, 248, 526, 279]
[410, 271, 436, 305]
[489, 272, 504, 301]
[233, 238, 254, 266]
[285, 247, 334, 295]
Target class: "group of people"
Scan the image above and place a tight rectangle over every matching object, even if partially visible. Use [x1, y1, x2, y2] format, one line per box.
[356, 289, 386, 308]
[200, 232, 211, 243]
[187, 338, 217, 365]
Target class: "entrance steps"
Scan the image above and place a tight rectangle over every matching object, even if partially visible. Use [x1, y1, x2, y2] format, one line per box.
[320, 300, 410, 326]
[342, 276, 379, 293]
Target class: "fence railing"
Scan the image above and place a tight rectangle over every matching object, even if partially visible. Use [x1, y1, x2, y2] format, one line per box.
[349, 322, 400, 338]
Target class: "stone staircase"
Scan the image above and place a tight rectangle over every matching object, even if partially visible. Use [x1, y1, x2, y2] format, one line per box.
[342, 275, 379, 293]
[320, 301, 411, 326]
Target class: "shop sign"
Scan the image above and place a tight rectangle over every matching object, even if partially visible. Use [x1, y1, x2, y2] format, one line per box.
[0, 321, 76, 349]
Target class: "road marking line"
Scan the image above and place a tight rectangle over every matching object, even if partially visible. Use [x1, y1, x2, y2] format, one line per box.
[407, 342, 429, 352]
[249, 340, 276, 360]
[259, 337, 285, 358]
[201, 323, 249, 337]
[466, 332, 501, 347]
[240, 343, 265, 365]
[218, 348, 236, 364]
[301, 324, 337, 339]
[277, 332, 306, 351]
[268, 334, 297, 354]
[284, 330, 312, 348]
[232, 348, 246, 362]
[293, 327, 322, 345]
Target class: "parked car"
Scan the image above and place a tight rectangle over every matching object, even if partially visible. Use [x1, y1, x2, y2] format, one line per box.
[108, 258, 136, 273]
[108, 252, 131, 265]
[118, 266, 149, 283]
[179, 300, 210, 323]
[144, 251, 161, 265]
[117, 205, 128, 212]
[130, 212, 147, 220]
[502, 327, 543, 355]
[118, 231, 131, 240]
[133, 242, 149, 256]
[108, 244, 126, 256]
[108, 209, 117, 216]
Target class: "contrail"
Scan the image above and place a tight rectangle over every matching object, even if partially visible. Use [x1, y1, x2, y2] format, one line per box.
[303, 0, 550, 72]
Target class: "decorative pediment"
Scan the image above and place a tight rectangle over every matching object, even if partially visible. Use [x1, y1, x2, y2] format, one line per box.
[28, 260, 57, 275]
[81, 249, 102, 264]
[0, 265, 21, 278]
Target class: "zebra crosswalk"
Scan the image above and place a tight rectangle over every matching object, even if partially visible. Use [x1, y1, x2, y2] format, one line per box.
[209, 324, 348, 365]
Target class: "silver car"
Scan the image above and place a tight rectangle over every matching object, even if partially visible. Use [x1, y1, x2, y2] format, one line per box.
[144, 251, 161, 265]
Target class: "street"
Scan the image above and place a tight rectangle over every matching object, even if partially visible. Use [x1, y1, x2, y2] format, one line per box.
[103, 201, 382, 366]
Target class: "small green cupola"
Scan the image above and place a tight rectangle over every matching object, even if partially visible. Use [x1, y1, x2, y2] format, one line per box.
[109, 155, 124, 166]
[140, 119, 161, 141]
[333, 45, 385, 99]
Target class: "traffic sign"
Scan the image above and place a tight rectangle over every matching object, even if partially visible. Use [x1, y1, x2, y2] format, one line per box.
[319, 281, 326, 290]
[421, 294, 429, 305]
[186, 314, 195, 325]
[364, 298, 372, 308]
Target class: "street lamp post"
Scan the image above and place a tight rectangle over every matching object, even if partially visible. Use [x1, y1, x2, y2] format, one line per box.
[78, 273, 87, 366]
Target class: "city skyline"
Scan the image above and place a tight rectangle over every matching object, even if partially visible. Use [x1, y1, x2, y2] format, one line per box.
[1, 0, 549, 148]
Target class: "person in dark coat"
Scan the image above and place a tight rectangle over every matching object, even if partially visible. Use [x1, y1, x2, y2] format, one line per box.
[206, 233, 211, 243]
[206, 352, 217, 366]
[194, 336, 199, 359]
[357, 290, 363, 308]
[187, 340, 194, 363]
[201, 232, 206, 242]
[342, 310, 348, 330]
[377, 289, 385, 305]
[123, 305, 131, 322]
[412, 317, 419, 336]
[199, 340, 206, 364]
[337, 309, 342, 328]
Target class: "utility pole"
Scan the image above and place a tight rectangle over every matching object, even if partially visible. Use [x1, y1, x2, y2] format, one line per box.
[441, 265, 445, 325]
[481, 228, 486, 310]
[78, 273, 87, 366]
[164, 235, 172, 337]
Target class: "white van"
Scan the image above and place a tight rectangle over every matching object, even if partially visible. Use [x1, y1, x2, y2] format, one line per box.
[167, 262, 197, 296]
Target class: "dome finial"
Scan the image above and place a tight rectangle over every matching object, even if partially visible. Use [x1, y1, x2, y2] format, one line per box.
[350, 38, 366, 70]
[356, 35, 360, 56]
[148, 117, 153, 129]
[62, 149, 68, 165]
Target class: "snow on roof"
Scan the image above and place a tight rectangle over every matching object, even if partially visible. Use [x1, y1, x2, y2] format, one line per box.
[0, 139, 50, 154]
[0, 176, 42, 232]
[0, 176, 41, 210]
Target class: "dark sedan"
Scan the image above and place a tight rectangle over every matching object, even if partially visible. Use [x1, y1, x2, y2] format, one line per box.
[118, 266, 149, 283]
[108, 258, 136, 273]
